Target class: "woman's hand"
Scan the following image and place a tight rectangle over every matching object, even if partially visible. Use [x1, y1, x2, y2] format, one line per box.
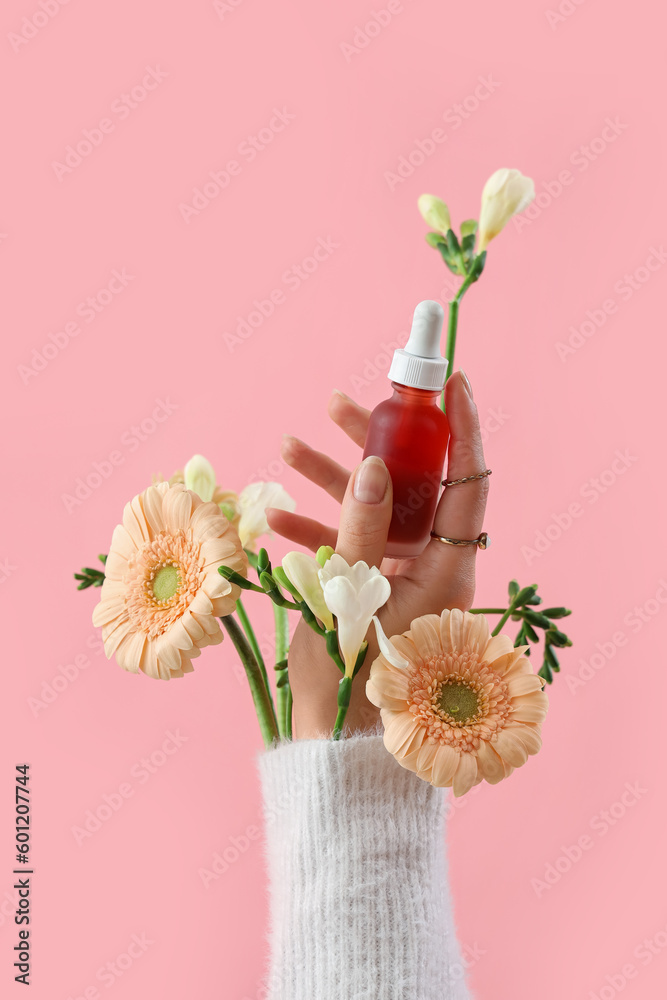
[265, 370, 489, 741]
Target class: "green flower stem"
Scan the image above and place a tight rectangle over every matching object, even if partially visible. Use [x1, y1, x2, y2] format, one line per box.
[332, 677, 353, 741]
[273, 604, 291, 740]
[220, 615, 279, 749]
[284, 686, 293, 741]
[491, 604, 516, 637]
[235, 596, 272, 699]
[441, 260, 483, 413]
[469, 608, 507, 615]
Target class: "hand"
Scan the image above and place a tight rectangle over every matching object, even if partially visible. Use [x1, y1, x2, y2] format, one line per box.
[266, 370, 489, 741]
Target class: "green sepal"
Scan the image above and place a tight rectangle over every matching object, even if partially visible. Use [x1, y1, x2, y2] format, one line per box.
[276, 672, 290, 688]
[337, 675, 353, 710]
[273, 566, 302, 602]
[446, 228, 462, 257]
[425, 231, 447, 247]
[508, 579, 519, 601]
[274, 658, 289, 672]
[351, 642, 368, 679]
[468, 250, 487, 280]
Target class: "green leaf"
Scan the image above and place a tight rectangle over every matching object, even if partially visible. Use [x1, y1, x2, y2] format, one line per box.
[460, 219, 478, 237]
[542, 607, 572, 619]
[98, 554, 108, 565]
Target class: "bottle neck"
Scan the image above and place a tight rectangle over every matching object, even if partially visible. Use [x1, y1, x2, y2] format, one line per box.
[390, 380, 442, 404]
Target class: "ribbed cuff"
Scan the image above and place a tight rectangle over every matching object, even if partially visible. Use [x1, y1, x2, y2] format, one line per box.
[255, 729, 473, 1000]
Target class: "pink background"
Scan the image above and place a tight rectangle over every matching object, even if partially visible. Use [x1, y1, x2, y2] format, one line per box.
[2, 1, 665, 997]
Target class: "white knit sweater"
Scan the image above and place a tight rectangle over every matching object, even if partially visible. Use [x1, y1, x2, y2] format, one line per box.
[255, 723, 474, 1000]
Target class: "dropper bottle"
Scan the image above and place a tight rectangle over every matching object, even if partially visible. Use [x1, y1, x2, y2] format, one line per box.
[362, 300, 450, 559]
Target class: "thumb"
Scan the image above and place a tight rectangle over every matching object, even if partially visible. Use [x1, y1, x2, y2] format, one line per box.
[335, 456, 393, 569]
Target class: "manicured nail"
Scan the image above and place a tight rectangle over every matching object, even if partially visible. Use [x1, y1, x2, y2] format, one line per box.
[353, 456, 388, 504]
[333, 388, 352, 401]
[460, 370, 473, 398]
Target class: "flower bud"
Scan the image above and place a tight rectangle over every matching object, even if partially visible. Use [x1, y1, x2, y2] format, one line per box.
[477, 168, 535, 251]
[417, 194, 451, 235]
[184, 454, 216, 502]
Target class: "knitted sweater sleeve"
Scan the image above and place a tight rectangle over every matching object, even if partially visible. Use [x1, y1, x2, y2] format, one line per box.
[254, 725, 474, 1000]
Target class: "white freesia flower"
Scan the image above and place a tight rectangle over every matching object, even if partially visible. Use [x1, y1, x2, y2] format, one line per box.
[417, 193, 451, 235]
[319, 554, 391, 677]
[282, 551, 334, 631]
[237, 481, 296, 549]
[183, 454, 217, 502]
[477, 168, 535, 251]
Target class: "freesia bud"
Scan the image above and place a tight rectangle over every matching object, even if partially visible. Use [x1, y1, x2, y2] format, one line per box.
[184, 454, 217, 502]
[417, 194, 451, 235]
[316, 545, 335, 567]
[477, 168, 535, 251]
[282, 551, 334, 631]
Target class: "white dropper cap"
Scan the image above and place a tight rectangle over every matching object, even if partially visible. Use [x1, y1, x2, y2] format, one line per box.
[387, 300, 448, 390]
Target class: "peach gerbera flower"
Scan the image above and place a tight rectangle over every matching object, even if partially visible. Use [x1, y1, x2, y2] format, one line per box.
[92, 482, 248, 680]
[366, 609, 548, 797]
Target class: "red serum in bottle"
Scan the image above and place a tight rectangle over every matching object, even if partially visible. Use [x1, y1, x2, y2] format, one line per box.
[362, 300, 450, 559]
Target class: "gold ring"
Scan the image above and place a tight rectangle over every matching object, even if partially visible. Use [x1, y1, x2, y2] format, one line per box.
[442, 469, 492, 487]
[429, 531, 490, 549]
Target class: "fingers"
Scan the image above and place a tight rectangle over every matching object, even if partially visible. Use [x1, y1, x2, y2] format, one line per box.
[431, 370, 489, 542]
[265, 508, 337, 552]
[335, 456, 393, 568]
[327, 390, 371, 448]
[281, 434, 350, 503]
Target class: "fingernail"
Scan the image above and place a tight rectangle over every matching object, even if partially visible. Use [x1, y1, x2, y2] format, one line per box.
[460, 370, 473, 398]
[354, 456, 388, 504]
[333, 388, 352, 401]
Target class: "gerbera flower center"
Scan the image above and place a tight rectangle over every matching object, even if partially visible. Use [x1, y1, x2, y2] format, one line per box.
[438, 681, 480, 725]
[152, 563, 181, 603]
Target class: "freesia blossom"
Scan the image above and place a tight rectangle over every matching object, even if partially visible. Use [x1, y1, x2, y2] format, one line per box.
[319, 554, 391, 677]
[477, 168, 535, 251]
[184, 454, 217, 502]
[417, 194, 451, 235]
[367, 609, 548, 796]
[92, 482, 248, 680]
[237, 481, 296, 550]
[281, 551, 334, 631]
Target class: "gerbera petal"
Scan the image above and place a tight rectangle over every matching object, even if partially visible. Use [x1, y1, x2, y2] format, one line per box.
[140, 486, 166, 536]
[452, 751, 479, 797]
[92, 597, 125, 627]
[493, 730, 529, 768]
[162, 485, 193, 533]
[508, 724, 542, 756]
[368, 667, 410, 704]
[508, 674, 545, 697]
[476, 740, 506, 784]
[416, 738, 438, 772]
[383, 712, 419, 756]
[115, 630, 147, 674]
[482, 633, 514, 663]
[409, 615, 442, 657]
[122, 496, 150, 549]
[431, 745, 459, 786]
